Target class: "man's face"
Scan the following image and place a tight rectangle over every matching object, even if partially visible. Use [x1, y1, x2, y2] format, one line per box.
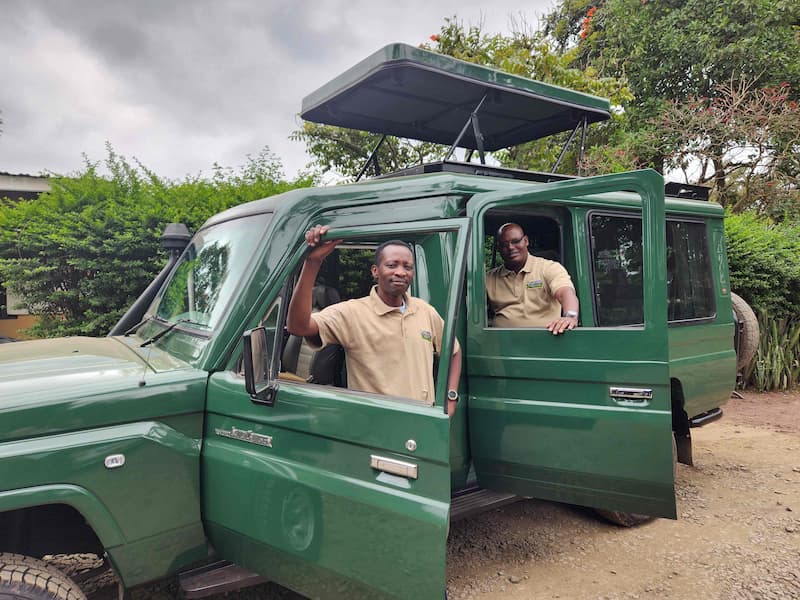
[372, 245, 414, 299]
[497, 226, 529, 270]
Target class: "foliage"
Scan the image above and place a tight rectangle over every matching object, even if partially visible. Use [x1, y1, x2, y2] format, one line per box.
[290, 123, 443, 182]
[656, 80, 800, 217]
[724, 211, 800, 319]
[542, 0, 800, 207]
[0, 145, 313, 337]
[546, 0, 800, 105]
[294, 18, 631, 179]
[743, 314, 800, 391]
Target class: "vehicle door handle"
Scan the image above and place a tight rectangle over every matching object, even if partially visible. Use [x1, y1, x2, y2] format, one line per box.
[609, 387, 653, 406]
[370, 455, 418, 480]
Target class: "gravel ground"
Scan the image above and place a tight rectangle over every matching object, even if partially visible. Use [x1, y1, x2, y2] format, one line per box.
[48, 390, 800, 600]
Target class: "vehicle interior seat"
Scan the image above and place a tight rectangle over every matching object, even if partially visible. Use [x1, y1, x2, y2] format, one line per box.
[280, 282, 346, 386]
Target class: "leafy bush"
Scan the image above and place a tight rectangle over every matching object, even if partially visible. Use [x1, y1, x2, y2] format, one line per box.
[0, 145, 313, 337]
[724, 211, 800, 319]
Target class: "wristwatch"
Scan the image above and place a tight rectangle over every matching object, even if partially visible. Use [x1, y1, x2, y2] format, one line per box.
[447, 389, 459, 402]
[564, 310, 579, 319]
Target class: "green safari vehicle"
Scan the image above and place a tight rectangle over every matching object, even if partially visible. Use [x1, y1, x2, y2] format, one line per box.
[0, 44, 741, 600]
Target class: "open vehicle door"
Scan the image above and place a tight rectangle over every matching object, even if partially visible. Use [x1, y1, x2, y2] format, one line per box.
[203, 219, 469, 600]
[465, 170, 676, 518]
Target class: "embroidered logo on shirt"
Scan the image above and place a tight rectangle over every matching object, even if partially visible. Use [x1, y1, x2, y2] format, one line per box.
[526, 280, 544, 289]
[420, 330, 433, 342]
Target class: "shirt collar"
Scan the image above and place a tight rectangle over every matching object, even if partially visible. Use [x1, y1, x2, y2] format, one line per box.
[500, 253, 535, 277]
[369, 285, 414, 315]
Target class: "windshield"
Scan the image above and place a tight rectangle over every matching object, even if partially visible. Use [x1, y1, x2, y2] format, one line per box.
[149, 213, 272, 332]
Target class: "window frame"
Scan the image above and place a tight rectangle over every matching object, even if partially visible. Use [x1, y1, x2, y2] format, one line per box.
[665, 216, 717, 327]
[586, 210, 718, 329]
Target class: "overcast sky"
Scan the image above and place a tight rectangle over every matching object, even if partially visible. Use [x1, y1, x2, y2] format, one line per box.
[0, 1, 555, 182]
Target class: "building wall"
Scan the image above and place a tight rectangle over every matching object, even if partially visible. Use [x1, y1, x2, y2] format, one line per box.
[1, 173, 50, 339]
[0, 315, 39, 340]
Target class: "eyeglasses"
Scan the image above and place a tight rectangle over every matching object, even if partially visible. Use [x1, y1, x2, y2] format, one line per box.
[497, 237, 525, 249]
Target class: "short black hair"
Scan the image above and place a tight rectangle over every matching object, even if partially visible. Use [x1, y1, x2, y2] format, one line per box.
[374, 240, 414, 266]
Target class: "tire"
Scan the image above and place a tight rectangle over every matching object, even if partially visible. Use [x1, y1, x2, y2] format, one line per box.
[595, 509, 653, 527]
[731, 292, 759, 372]
[0, 554, 87, 600]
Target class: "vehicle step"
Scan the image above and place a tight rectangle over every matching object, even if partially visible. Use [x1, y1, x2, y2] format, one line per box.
[178, 560, 266, 599]
[450, 488, 518, 522]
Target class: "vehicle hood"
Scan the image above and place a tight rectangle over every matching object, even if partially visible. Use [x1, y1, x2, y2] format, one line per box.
[0, 336, 207, 443]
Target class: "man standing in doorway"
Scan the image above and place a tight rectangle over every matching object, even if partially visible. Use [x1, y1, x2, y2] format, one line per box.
[486, 222, 580, 334]
[287, 225, 462, 416]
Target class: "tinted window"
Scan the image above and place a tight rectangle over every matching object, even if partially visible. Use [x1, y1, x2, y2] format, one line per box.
[590, 214, 643, 326]
[666, 221, 715, 321]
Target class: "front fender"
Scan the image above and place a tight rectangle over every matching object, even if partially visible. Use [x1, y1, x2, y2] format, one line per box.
[0, 483, 125, 547]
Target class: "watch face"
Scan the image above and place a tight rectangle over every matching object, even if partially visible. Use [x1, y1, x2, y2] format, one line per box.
[447, 390, 459, 401]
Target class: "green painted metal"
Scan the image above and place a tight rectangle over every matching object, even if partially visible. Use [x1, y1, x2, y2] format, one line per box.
[201, 219, 469, 600]
[204, 375, 451, 600]
[668, 218, 736, 418]
[0, 337, 208, 585]
[106, 522, 207, 587]
[0, 484, 125, 546]
[465, 170, 676, 518]
[301, 43, 611, 150]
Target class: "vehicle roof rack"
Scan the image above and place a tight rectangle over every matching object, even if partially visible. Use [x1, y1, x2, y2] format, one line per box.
[378, 161, 711, 201]
[664, 182, 710, 201]
[301, 43, 611, 166]
[374, 160, 573, 184]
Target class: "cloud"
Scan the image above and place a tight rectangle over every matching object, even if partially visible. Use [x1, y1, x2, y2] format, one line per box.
[0, 0, 553, 180]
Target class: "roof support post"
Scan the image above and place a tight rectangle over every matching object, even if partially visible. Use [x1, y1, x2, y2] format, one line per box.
[551, 120, 582, 174]
[471, 112, 486, 164]
[444, 93, 488, 162]
[355, 134, 387, 182]
[577, 117, 588, 176]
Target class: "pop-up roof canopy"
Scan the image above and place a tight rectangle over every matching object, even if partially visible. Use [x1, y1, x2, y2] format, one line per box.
[301, 43, 612, 152]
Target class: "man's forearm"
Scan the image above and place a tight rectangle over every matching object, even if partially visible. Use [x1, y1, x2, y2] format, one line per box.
[556, 287, 579, 315]
[446, 347, 462, 417]
[286, 258, 322, 336]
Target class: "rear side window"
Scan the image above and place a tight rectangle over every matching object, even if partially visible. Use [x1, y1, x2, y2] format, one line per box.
[589, 214, 643, 326]
[590, 214, 716, 327]
[666, 220, 715, 322]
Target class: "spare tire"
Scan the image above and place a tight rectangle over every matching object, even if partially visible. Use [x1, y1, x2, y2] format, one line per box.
[731, 292, 759, 371]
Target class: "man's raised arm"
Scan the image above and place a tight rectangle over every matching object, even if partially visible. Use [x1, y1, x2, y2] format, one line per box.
[287, 225, 341, 340]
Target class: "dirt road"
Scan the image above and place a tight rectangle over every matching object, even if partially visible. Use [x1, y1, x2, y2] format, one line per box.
[445, 390, 800, 600]
[65, 391, 799, 600]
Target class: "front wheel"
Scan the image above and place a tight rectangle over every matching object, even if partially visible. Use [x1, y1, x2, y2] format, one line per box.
[0, 554, 87, 600]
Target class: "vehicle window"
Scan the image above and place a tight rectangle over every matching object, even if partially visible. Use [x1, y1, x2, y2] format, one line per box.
[151, 213, 272, 331]
[666, 220, 715, 322]
[274, 233, 456, 407]
[484, 214, 562, 270]
[590, 214, 644, 326]
[482, 211, 567, 328]
[279, 245, 374, 384]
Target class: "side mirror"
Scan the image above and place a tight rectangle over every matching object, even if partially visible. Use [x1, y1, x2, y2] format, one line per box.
[243, 327, 276, 405]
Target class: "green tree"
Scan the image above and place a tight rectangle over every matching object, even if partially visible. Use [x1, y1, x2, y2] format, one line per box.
[544, 0, 800, 204]
[656, 80, 800, 217]
[0, 145, 313, 337]
[545, 0, 800, 103]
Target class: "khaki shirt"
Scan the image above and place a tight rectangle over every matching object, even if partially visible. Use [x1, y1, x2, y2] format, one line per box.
[486, 254, 574, 327]
[309, 286, 459, 404]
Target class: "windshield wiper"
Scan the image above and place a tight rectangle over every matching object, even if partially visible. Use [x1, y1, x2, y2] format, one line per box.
[124, 316, 155, 336]
[139, 318, 202, 348]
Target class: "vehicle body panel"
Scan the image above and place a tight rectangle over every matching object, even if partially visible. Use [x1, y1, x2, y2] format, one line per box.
[465, 171, 677, 518]
[0, 337, 208, 586]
